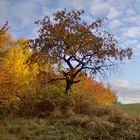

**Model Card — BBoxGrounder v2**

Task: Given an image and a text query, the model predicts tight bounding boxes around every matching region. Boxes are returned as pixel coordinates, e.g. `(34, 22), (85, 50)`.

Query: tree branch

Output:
(63, 55), (74, 70)
(73, 80), (81, 83)
(47, 77), (65, 83)
(83, 63), (116, 70)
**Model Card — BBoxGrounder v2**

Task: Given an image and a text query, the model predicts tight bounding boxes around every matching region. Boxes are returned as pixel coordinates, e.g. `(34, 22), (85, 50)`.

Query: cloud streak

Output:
(110, 80), (140, 104)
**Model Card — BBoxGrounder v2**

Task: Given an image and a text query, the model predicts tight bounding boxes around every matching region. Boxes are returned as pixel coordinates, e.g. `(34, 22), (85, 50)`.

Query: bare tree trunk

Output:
(65, 79), (72, 96)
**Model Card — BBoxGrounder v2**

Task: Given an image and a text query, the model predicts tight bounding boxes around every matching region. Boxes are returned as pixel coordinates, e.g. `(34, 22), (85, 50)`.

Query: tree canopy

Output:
(30, 9), (133, 95)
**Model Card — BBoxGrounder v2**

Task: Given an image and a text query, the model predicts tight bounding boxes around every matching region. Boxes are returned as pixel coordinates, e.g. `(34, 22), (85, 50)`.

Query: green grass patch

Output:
(113, 103), (140, 116)
(0, 118), (85, 140)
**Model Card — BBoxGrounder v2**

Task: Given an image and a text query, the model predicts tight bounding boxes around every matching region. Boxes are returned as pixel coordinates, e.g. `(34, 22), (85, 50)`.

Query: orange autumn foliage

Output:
(75, 75), (117, 105)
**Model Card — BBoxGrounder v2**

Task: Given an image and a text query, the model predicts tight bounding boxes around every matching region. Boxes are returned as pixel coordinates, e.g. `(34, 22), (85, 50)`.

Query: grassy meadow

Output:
(113, 103), (140, 116)
(0, 104), (140, 140)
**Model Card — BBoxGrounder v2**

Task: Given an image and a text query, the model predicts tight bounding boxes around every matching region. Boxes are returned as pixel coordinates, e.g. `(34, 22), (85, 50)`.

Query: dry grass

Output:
(0, 106), (140, 140)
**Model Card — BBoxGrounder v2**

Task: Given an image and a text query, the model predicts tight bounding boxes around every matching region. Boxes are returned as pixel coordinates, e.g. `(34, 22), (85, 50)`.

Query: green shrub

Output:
(17, 84), (65, 117)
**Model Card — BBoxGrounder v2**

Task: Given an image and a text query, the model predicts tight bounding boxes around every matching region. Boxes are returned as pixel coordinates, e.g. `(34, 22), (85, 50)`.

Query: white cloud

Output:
(0, 0), (52, 39)
(111, 80), (140, 90)
(118, 96), (140, 104)
(124, 39), (138, 45)
(109, 19), (123, 30)
(122, 27), (140, 38)
(107, 7), (121, 19)
(89, 0), (110, 17)
(124, 15), (140, 26)
(111, 80), (130, 88)
(0, 1), (37, 27)
(110, 80), (140, 104)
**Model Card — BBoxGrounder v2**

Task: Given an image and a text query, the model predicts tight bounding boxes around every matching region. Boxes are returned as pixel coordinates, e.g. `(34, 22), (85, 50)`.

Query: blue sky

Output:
(0, 0), (140, 103)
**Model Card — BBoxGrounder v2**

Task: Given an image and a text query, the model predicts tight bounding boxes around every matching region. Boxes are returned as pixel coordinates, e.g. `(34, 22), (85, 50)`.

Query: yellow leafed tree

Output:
(4, 38), (38, 89)
(0, 38), (38, 114)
